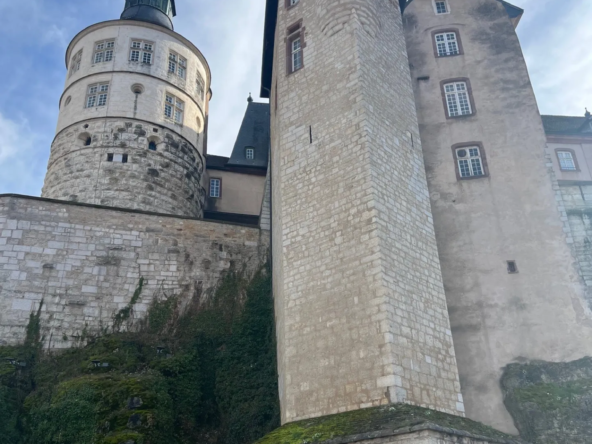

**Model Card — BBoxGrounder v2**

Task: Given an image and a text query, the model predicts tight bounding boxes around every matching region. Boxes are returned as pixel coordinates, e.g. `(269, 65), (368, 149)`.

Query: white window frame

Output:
(169, 51), (187, 79)
(434, 0), (450, 14)
(164, 93), (185, 124)
(456, 147), (484, 178)
(435, 32), (459, 57)
(557, 151), (577, 171)
(444, 81), (472, 117)
(69, 49), (83, 77)
(86, 82), (110, 108)
(291, 37), (303, 72)
(246, 148), (255, 160)
(130, 40), (154, 65)
(210, 178), (221, 198)
(93, 40), (115, 64)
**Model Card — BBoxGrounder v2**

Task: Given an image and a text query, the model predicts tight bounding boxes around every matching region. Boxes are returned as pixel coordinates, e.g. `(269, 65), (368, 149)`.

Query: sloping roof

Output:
(227, 101), (270, 169)
(206, 154), (230, 170)
(542, 115), (592, 135)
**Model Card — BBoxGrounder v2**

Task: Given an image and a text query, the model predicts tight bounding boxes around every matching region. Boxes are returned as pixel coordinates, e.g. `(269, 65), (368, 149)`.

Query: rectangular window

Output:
(246, 148), (255, 160)
(164, 93), (184, 124)
(107, 153), (128, 163)
(86, 82), (109, 108)
(435, 32), (459, 56)
(435, 1), (448, 14)
(130, 40), (153, 64)
(169, 52), (187, 79)
(69, 49), (83, 77)
(210, 178), (221, 198)
(444, 81), (472, 117)
(557, 151), (577, 171)
(456, 147), (484, 178)
(287, 23), (304, 74)
(196, 71), (205, 101)
(93, 40), (115, 64)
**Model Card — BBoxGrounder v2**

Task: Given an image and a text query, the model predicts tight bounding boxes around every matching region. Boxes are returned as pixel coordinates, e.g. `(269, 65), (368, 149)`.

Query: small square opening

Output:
(507, 261), (518, 274)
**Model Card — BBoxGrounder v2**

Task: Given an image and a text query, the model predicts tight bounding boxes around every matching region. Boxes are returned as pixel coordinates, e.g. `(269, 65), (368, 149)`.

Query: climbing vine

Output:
(0, 265), (279, 444)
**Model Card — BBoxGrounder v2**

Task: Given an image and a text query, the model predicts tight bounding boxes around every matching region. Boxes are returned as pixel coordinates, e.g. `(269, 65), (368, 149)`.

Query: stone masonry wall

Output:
(270, 0), (463, 424)
(560, 184), (592, 304)
(43, 118), (206, 217)
(0, 195), (268, 348)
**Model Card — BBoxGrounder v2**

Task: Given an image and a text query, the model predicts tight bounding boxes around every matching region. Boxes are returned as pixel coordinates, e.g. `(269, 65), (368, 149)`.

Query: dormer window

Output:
(246, 148), (255, 160)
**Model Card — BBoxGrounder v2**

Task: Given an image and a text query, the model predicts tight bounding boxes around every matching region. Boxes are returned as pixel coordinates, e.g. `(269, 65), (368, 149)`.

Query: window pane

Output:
(471, 158), (484, 176)
(446, 94), (459, 116)
(143, 52), (152, 64)
(98, 94), (108, 106)
(105, 50), (113, 61)
(458, 159), (470, 177)
(94, 52), (104, 63)
(130, 50), (140, 61)
(87, 96), (96, 107)
(458, 91), (471, 115)
(164, 104), (173, 118)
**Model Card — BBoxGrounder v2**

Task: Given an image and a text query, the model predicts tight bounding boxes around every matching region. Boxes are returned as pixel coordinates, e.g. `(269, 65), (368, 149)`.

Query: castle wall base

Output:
(0, 195), (268, 347)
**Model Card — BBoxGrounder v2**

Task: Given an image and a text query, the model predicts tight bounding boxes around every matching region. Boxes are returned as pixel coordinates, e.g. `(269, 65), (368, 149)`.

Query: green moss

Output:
(254, 404), (521, 444)
(0, 264), (279, 444)
(511, 379), (592, 411)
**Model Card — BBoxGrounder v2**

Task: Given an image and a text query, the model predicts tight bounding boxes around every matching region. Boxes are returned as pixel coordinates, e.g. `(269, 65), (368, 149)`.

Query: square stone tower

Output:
(263, 0), (465, 424)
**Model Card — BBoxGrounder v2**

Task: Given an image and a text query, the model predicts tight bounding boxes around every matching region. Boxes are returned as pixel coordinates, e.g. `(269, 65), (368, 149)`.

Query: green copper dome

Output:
(121, 0), (177, 30)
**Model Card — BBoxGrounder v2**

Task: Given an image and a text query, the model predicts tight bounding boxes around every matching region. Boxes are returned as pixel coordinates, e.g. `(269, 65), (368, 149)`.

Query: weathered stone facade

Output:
(270, 0), (463, 424)
(0, 195), (268, 347)
(44, 118), (205, 217)
(403, 0), (592, 434)
(42, 19), (211, 217)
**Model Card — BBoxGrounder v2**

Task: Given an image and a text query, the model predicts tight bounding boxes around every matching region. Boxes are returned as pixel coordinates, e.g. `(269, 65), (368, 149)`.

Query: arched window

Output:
(149, 141), (157, 151)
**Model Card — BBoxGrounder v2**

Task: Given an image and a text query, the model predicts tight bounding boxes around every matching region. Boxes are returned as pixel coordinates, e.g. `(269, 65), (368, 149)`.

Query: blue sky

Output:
(0, 0), (590, 196)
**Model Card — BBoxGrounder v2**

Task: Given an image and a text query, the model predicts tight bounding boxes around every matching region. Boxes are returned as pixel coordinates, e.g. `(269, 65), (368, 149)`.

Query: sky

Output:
(0, 0), (590, 196)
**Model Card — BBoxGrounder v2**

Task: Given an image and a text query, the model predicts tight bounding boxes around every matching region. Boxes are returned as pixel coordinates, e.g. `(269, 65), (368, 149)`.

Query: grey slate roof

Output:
(542, 115), (592, 135)
(227, 101), (270, 169)
(205, 155), (230, 170)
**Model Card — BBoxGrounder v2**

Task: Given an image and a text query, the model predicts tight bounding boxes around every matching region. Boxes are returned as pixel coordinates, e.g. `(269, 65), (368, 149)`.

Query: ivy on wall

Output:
(0, 264), (279, 444)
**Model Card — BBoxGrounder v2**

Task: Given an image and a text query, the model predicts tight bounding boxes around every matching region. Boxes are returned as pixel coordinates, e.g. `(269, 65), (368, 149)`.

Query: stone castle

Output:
(1, 0), (592, 442)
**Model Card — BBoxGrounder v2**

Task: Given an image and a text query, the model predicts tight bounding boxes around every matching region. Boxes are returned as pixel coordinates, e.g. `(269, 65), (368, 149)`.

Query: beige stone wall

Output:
(43, 118), (205, 217)
(403, 0), (592, 434)
(0, 195), (268, 348)
(270, 0), (463, 425)
(205, 170), (266, 216)
(43, 20), (211, 217)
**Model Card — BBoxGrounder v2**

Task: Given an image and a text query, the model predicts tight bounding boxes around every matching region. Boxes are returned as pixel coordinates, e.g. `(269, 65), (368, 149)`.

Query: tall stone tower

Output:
(262, 0), (464, 424)
(42, 0), (210, 217)
(402, 0), (592, 434)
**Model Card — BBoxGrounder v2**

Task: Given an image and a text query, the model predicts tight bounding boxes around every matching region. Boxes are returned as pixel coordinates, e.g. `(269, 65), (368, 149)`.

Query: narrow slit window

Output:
(456, 147), (484, 178)
(93, 40), (115, 64)
(149, 141), (157, 151)
(107, 153), (114, 162)
(84, 137), (92, 146)
(507, 261), (518, 274)
(557, 151), (577, 171)
(435, 32), (459, 56)
(444, 81), (472, 117)
(210, 179), (221, 198)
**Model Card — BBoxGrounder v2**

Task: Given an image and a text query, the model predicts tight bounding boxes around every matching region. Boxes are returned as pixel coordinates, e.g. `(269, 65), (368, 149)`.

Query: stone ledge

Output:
(0, 194), (259, 229)
(255, 405), (526, 444)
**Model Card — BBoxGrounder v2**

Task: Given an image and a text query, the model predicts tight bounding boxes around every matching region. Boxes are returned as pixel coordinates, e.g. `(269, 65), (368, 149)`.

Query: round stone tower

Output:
(42, 0), (211, 217)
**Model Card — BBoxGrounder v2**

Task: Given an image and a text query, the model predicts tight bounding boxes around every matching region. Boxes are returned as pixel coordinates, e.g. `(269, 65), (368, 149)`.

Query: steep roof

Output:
(227, 101), (270, 169)
(542, 115), (592, 135)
